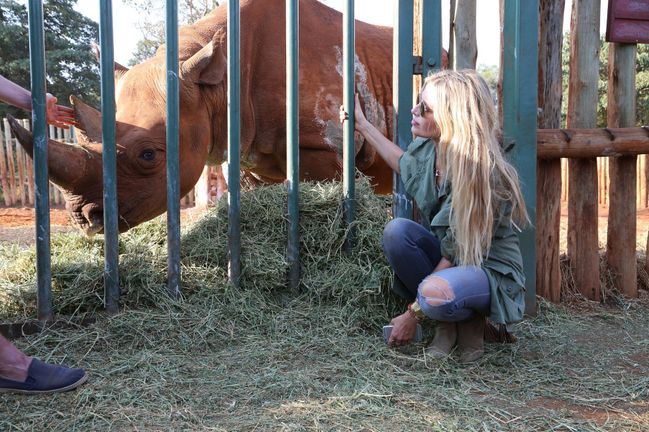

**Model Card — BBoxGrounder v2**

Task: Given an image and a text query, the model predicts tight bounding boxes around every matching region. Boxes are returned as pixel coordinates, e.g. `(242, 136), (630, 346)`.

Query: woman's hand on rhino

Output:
(339, 93), (369, 134)
(46, 93), (76, 129)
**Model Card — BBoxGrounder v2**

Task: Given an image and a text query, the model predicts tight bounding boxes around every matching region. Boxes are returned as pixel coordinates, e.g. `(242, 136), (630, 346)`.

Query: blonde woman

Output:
(341, 69), (528, 363)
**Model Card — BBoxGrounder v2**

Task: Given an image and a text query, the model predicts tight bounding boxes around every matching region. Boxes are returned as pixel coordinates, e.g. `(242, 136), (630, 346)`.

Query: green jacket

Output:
(398, 137), (526, 324)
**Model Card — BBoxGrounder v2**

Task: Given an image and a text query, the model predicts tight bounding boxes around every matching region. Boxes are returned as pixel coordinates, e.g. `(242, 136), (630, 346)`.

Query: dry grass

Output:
(1, 177), (648, 431)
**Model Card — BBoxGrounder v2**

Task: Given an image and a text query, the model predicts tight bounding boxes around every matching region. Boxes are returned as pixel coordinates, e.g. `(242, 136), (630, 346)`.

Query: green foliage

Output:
(562, 35), (649, 127)
(0, 0), (100, 119)
(123, 0), (220, 66)
(477, 64), (499, 103)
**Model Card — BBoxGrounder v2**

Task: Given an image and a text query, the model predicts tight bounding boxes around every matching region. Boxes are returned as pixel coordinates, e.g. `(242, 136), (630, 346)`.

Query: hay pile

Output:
(0, 177), (398, 325)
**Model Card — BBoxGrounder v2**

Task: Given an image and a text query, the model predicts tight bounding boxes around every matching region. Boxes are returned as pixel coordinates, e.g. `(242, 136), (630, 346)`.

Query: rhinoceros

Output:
(10, 0), (402, 234)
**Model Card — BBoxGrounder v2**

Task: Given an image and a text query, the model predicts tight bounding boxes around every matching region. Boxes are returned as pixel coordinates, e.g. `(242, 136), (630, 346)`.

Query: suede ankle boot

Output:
(456, 315), (485, 363)
(426, 321), (457, 358)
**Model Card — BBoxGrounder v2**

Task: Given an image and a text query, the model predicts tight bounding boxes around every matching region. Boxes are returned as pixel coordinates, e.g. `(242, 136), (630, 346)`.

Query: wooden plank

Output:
(537, 127), (649, 158)
(3, 119), (18, 205)
(15, 141), (26, 206)
(21, 119), (34, 205)
(536, 0), (565, 303)
(607, 43), (638, 298)
(567, 0), (601, 301)
(638, 154), (646, 209)
(0, 121), (12, 206)
(452, 0), (477, 69)
(644, 155), (649, 208)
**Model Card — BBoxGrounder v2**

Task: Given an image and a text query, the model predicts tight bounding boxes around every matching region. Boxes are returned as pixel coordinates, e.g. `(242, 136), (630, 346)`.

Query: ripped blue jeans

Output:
(382, 218), (490, 322)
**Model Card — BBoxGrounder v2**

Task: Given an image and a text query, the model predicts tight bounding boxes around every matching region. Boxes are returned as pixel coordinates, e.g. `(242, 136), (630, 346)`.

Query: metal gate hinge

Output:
(413, 55), (423, 75)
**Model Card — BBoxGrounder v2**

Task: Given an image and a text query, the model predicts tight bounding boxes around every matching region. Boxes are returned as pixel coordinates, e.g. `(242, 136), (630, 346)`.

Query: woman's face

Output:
(411, 86), (441, 139)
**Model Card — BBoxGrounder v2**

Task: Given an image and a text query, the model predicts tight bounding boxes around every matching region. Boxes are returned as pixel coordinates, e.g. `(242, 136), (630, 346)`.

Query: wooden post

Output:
(15, 140), (26, 206)
(566, 0), (601, 301)
(449, 0), (456, 69)
(0, 121), (12, 206)
(640, 155), (647, 208)
(537, 0), (565, 303)
(21, 119), (34, 205)
(451, 0), (477, 69)
(3, 119), (18, 205)
(607, 43), (637, 297)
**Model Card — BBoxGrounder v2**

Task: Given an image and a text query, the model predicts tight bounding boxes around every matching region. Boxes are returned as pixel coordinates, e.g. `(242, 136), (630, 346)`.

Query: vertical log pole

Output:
(0, 123), (11, 206)
(537, 0), (565, 303)
(607, 43), (637, 297)
(451, 0), (477, 69)
(638, 155), (646, 208)
(3, 119), (17, 204)
(15, 142), (26, 206)
(21, 119), (34, 205)
(567, 0), (600, 301)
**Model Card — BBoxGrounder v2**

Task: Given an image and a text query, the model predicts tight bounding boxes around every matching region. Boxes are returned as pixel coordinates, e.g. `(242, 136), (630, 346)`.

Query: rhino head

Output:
(9, 41), (227, 235)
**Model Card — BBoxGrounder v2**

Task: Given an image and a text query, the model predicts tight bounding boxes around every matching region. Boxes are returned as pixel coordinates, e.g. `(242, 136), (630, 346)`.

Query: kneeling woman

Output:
(342, 70), (529, 363)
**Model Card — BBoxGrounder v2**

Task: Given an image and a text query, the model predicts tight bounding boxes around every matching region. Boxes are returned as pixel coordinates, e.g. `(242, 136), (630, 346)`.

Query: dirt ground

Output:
(0, 206), (210, 247)
(2, 204), (649, 250)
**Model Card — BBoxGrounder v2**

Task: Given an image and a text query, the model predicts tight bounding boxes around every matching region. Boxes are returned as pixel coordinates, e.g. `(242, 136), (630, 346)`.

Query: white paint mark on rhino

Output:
(334, 46), (388, 135)
(312, 47), (389, 164)
(314, 87), (342, 149)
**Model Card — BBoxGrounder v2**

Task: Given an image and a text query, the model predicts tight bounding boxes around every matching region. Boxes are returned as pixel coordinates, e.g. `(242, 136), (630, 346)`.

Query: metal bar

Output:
(99, 0), (120, 314)
(343, 0), (355, 251)
(421, 0), (442, 77)
(502, 0), (538, 315)
(286, 0), (300, 290)
(227, 0), (241, 287)
(166, 0), (181, 298)
(392, 1), (414, 220)
(27, 0), (52, 321)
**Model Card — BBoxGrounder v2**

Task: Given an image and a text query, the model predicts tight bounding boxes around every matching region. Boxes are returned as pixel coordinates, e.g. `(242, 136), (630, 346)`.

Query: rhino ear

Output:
(179, 40), (226, 86)
(70, 95), (103, 144)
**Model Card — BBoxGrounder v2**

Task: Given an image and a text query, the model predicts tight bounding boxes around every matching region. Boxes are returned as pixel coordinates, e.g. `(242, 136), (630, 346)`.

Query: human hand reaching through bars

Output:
(45, 94), (76, 129)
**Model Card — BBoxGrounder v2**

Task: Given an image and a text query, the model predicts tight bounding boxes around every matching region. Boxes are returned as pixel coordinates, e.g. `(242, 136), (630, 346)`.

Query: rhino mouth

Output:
(70, 205), (104, 237)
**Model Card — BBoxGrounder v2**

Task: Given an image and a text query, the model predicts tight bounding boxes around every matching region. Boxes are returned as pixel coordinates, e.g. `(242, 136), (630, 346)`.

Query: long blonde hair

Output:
(423, 69), (529, 267)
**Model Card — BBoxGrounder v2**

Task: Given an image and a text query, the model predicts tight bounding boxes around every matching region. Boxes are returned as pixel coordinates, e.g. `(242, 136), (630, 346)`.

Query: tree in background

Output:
(0, 0), (100, 119)
(477, 64), (499, 103)
(562, 36), (649, 127)
(124, 0), (220, 66)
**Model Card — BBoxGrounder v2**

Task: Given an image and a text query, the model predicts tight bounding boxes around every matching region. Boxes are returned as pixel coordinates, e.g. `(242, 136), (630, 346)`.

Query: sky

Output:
(21, 0), (611, 68)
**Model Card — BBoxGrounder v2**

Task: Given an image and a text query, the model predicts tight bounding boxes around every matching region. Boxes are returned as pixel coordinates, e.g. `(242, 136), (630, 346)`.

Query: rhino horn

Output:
(6, 115), (96, 190)
(179, 40), (226, 86)
(70, 95), (103, 145)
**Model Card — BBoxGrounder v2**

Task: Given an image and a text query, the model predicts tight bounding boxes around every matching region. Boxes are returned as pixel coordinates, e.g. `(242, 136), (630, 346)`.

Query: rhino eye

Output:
(140, 149), (156, 161)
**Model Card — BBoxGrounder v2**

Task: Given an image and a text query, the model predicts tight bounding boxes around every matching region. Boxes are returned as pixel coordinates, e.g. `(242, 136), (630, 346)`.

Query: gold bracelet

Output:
(408, 300), (426, 321)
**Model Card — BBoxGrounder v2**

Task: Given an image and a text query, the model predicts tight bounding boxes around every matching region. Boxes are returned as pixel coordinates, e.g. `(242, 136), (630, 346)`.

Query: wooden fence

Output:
(537, 0), (649, 304)
(559, 156), (649, 208)
(0, 118), (198, 208)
